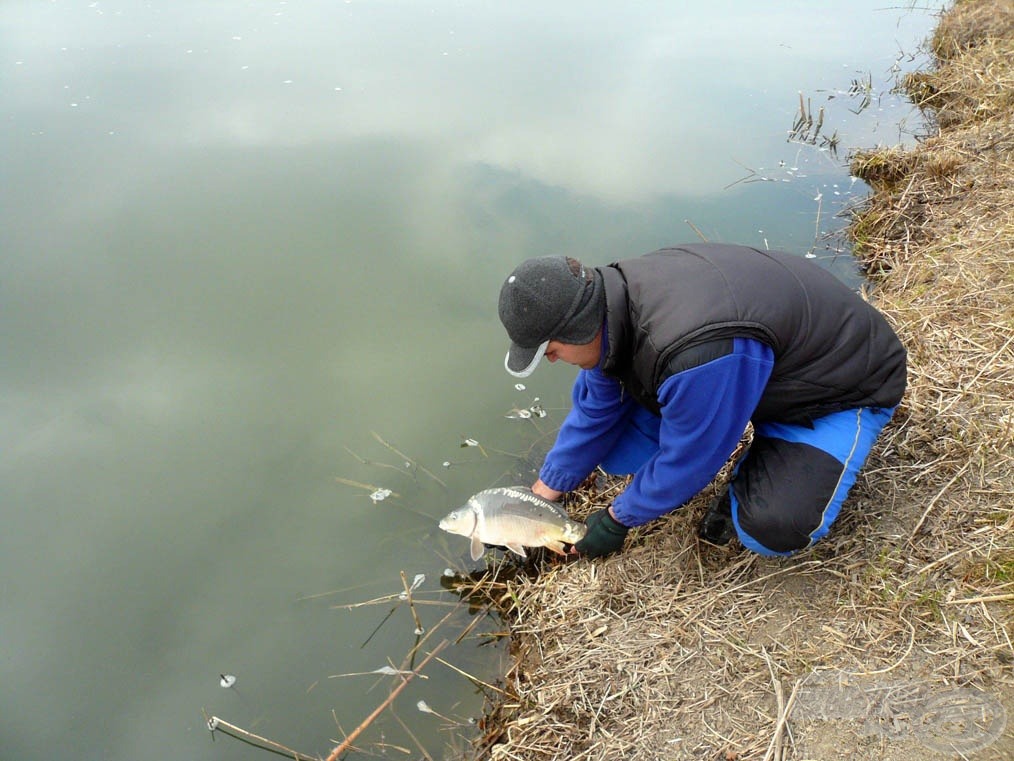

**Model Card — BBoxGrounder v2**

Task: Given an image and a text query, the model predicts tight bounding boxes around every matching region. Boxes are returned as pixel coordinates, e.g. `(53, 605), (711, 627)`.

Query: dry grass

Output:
(931, 0), (1014, 60)
(460, 2), (1014, 759)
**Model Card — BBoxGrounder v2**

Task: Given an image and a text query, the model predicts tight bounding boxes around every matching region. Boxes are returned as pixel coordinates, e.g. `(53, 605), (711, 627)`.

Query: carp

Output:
(438, 486), (587, 561)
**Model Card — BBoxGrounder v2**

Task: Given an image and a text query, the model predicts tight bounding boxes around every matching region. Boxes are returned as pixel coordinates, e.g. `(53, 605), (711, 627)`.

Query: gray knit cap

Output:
(498, 255), (606, 377)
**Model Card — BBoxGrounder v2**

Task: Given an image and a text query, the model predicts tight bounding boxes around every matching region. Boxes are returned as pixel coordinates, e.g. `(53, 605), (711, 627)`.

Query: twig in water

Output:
(335, 477), (401, 499)
(360, 603), (400, 648)
(205, 713), (318, 761)
(417, 698), (461, 725)
(344, 445), (418, 480)
(724, 159), (776, 190)
(331, 592), (454, 611)
(807, 192), (823, 257)
(401, 570), (426, 635)
(461, 435), (489, 458)
(453, 603), (497, 645)
(389, 709), (436, 761)
(329, 663), (426, 679)
(372, 431), (448, 489)
(324, 640), (449, 761)
(848, 72), (874, 114)
(435, 655), (507, 695)
(685, 219), (709, 242)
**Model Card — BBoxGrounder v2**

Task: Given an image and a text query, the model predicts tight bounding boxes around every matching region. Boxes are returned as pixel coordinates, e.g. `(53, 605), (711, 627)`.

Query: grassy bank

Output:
(469, 2), (1014, 759)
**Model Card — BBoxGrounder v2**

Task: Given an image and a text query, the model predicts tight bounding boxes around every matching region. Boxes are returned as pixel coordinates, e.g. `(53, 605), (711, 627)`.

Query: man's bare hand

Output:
(531, 478), (564, 502)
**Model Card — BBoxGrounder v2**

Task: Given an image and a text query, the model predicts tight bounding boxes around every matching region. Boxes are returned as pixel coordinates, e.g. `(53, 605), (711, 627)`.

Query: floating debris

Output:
(398, 573), (425, 599)
(788, 91), (841, 157)
(514, 383), (526, 391)
(219, 674), (237, 688)
(369, 488), (393, 503)
(374, 666), (412, 676)
(506, 398), (547, 420)
(415, 698), (458, 724)
(847, 72), (875, 114)
(329, 665), (421, 679)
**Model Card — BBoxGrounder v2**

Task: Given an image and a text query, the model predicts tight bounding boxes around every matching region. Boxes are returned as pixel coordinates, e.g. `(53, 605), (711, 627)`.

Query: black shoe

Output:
(698, 489), (735, 545)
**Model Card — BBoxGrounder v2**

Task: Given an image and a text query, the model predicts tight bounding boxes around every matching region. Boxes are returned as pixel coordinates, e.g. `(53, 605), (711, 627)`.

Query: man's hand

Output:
(531, 479), (564, 502)
(575, 507), (629, 558)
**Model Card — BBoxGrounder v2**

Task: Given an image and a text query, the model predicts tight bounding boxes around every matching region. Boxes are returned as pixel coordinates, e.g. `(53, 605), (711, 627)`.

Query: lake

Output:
(0, 2), (941, 759)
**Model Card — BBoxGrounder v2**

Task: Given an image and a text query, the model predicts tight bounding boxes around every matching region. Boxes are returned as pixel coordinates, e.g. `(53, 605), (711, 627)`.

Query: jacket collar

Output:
(598, 265), (631, 374)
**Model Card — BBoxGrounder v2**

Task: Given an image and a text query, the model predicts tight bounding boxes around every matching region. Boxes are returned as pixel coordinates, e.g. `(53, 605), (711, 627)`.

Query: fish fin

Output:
(544, 541), (567, 556)
(505, 543), (527, 558)
(470, 534), (485, 561)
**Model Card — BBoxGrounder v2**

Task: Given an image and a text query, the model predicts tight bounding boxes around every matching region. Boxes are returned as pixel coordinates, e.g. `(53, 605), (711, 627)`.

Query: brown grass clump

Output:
(900, 2), (1014, 129)
(931, 0), (1014, 59)
(465, 2), (1014, 759)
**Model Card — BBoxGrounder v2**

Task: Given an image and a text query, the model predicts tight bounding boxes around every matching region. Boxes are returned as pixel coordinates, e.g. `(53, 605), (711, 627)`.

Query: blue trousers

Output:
(601, 405), (897, 556)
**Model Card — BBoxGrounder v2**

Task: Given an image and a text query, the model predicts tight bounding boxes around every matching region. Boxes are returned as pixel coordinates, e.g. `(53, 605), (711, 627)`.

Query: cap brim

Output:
(504, 340), (549, 378)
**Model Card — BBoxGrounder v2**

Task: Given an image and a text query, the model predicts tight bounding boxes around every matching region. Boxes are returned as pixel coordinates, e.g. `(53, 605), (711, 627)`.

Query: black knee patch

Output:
(732, 435), (845, 553)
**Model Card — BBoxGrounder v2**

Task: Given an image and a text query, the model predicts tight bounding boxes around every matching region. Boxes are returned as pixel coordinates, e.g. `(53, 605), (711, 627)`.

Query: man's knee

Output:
(730, 407), (895, 555)
(732, 493), (813, 554)
(730, 435), (848, 556)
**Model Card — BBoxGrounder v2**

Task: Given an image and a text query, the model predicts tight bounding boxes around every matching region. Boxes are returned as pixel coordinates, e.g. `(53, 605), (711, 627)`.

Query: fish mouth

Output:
(438, 507), (476, 536)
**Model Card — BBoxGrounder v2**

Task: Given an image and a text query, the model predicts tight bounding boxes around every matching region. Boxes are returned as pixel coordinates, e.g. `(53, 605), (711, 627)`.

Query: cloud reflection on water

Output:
(5, 0), (936, 202)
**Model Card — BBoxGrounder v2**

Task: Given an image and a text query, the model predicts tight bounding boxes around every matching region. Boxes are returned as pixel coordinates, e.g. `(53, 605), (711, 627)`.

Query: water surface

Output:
(1, 2), (941, 759)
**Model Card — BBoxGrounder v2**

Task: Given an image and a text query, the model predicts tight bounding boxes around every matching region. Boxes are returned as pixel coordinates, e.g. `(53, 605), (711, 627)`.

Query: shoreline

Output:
(470, 2), (1014, 758)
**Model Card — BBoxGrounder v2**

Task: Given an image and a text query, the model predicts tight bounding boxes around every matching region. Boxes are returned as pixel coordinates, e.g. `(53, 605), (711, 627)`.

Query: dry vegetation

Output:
(462, 2), (1014, 758)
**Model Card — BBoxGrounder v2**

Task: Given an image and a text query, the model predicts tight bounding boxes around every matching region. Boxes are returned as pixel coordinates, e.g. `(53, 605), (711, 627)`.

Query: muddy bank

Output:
(469, 2), (1014, 759)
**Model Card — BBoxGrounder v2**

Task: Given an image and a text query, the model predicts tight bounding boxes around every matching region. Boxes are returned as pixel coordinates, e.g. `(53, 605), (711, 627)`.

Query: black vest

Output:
(599, 244), (907, 425)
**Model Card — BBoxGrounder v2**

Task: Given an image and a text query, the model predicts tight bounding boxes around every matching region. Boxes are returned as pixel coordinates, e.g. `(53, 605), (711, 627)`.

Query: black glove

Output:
(575, 508), (629, 558)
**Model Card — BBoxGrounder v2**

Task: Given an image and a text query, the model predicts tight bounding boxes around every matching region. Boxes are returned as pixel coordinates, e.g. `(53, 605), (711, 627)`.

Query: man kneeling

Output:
(497, 244), (907, 558)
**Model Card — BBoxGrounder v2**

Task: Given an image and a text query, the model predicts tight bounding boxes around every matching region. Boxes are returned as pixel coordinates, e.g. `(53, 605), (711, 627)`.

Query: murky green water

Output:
(1, 2), (940, 759)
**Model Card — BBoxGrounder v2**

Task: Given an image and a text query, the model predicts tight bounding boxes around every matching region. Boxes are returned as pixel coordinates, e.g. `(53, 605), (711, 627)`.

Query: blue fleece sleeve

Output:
(610, 338), (775, 527)
(539, 368), (638, 492)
